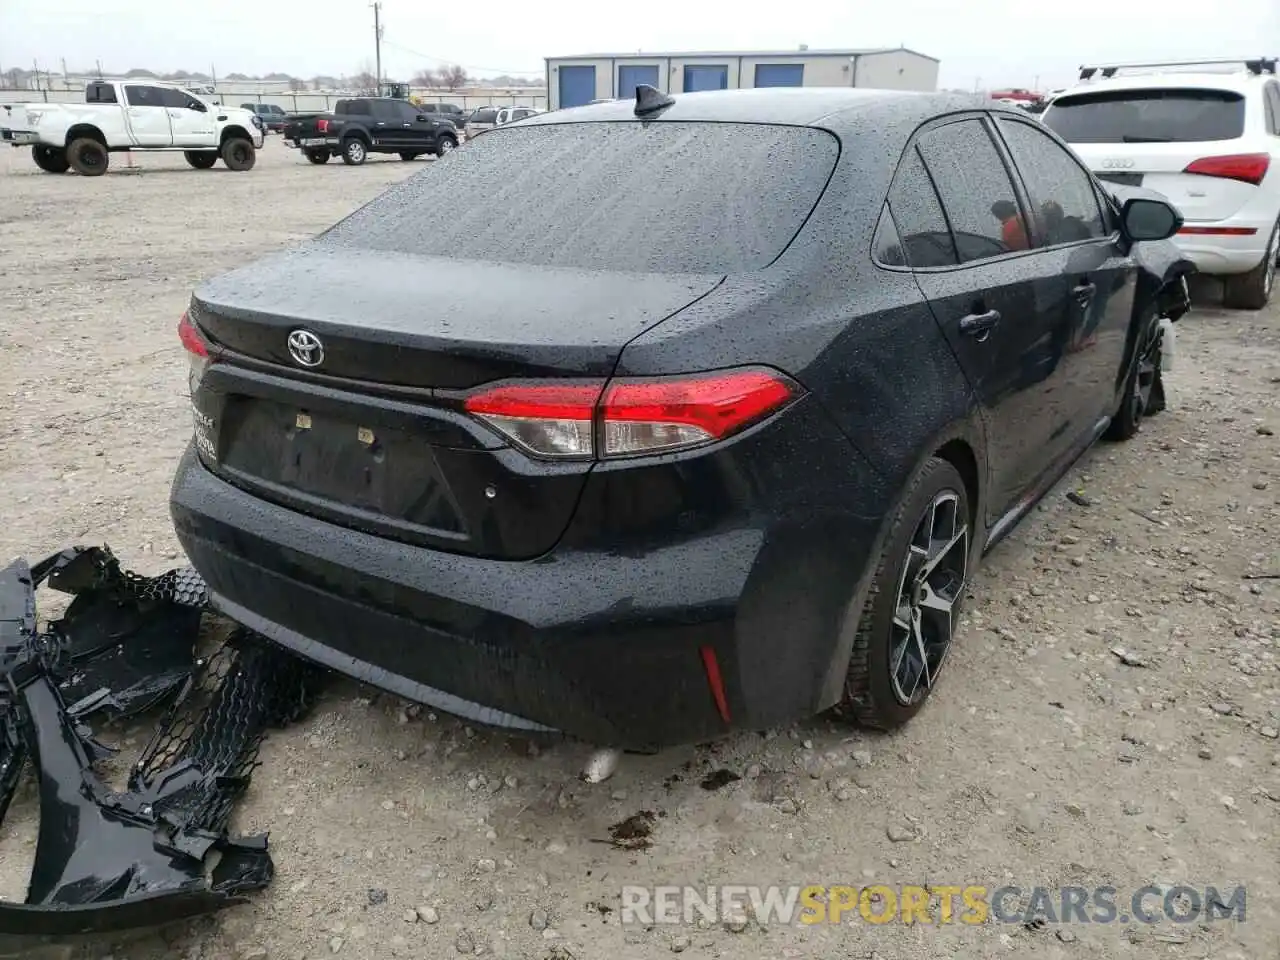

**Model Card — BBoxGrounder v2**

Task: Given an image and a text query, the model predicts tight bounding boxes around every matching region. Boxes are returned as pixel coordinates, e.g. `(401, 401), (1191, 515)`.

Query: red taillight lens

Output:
(317, 118), (329, 133)
(1183, 153), (1270, 186)
(600, 368), (797, 456)
(463, 367), (799, 460)
(178, 311), (209, 357)
(178, 311), (212, 395)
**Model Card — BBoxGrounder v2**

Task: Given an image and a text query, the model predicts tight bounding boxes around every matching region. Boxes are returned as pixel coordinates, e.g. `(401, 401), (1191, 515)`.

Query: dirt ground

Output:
(0, 138), (1278, 960)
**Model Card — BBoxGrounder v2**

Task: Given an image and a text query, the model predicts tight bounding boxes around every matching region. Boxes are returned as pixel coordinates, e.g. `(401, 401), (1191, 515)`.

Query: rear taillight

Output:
(463, 367), (799, 460)
(1183, 153), (1270, 186)
(178, 311), (211, 394)
(317, 118), (329, 133)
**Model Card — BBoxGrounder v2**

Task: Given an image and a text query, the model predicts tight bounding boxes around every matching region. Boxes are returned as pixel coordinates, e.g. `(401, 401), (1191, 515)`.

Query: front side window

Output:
(124, 85), (164, 107)
(998, 118), (1105, 246)
(917, 119), (1028, 263)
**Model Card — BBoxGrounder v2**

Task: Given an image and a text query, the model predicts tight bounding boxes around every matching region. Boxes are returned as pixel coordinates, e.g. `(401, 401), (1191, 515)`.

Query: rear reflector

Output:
(463, 367), (799, 460)
(1183, 153), (1270, 186)
(1177, 226), (1259, 236)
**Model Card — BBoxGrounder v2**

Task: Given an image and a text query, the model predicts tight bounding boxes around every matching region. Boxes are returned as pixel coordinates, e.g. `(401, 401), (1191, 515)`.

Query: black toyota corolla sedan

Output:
(171, 86), (1192, 750)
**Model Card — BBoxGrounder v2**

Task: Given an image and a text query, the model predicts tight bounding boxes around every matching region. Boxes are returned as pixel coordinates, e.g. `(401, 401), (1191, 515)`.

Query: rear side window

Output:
(917, 119), (1028, 263)
(337, 100), (371, 116)
(884, 148), (957, 268)
(86, 83), (118, 104)
(371, 100), (401, 120)
(997, 119), (1105, 245)
(322, 121), (839, 274)
(1043, 89), (1246, 143)
(472, 107), (498, 123)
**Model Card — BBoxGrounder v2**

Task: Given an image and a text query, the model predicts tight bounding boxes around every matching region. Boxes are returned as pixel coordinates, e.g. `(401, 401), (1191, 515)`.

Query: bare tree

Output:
(352, 71), (378, 95)
(439, 65), (469, 91)
(2, 67), (24, 89)
(288, 77), (306, 92)
(412, 69), (440, 89)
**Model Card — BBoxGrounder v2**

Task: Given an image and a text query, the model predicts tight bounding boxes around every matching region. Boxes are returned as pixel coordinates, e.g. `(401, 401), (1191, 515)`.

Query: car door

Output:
(993, 114), (1136, 433)
(161, 87), (216, 146)
(122, 85), (173, 146)
(399, 100), (437, 150)
(371, 100), (409, 148)
(895, 115), (1081, 523)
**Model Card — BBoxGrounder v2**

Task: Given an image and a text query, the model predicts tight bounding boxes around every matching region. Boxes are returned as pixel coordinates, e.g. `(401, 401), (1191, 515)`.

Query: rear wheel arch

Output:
(64, 124), (106, 148)
(934, 438), (981, 531)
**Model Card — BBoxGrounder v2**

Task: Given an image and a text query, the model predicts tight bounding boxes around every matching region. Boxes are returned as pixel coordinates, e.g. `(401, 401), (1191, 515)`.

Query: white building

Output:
(544, 47), (940, 110)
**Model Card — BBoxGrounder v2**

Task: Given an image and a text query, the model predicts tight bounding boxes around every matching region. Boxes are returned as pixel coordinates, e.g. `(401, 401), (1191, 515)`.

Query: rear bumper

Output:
(170, 403), (890, 748)
(1174, 216), (1276, 275)
(1, 128), (39, 145)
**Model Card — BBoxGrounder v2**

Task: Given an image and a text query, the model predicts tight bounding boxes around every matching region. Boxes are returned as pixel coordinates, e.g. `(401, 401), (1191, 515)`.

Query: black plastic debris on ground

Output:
(0, 546), (321, 937)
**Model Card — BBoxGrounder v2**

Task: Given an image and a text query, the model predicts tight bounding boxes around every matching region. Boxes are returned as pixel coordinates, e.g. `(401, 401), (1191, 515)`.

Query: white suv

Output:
(1042, 58), (1280, 308)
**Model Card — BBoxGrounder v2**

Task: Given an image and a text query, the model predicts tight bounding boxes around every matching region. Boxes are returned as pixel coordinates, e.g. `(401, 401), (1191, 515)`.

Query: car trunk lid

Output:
(187, 245), (721, 559)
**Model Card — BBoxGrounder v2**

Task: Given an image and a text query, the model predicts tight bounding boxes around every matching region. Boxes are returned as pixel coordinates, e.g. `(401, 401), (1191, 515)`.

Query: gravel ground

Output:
(0, 139), (1278, 960)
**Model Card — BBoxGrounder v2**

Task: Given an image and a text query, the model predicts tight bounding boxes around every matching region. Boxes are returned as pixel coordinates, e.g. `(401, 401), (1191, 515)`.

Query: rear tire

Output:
(220, 138), (256, 171)
(1223, 221), (1279, 310)
(305, 149), (331, 164)
(32, 145), (69, 174)
(841, 457), (971, 729)
(66, 137), (108, 176)
(184, 150), (218, 170)
(341, 138), (367, 165)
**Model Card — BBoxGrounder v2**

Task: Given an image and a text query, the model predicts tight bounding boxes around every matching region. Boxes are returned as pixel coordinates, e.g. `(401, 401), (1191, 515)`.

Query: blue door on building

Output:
(754, 64), (805, 87)
(683, 65), (729, 92)
(558, 65), (596, 108)
(617, 65), (660, 99)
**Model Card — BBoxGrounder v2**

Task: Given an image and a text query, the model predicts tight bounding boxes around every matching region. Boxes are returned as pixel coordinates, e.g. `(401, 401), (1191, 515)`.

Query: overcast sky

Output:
(3, 0), (1278, 90)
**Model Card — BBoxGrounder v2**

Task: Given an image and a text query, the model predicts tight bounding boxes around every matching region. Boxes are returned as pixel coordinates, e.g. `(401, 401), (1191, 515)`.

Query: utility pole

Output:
(371, 1), (383, 85)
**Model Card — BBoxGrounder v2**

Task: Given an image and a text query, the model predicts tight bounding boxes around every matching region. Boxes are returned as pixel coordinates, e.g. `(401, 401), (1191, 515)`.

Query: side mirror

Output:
(1121, 197), (1181, 242)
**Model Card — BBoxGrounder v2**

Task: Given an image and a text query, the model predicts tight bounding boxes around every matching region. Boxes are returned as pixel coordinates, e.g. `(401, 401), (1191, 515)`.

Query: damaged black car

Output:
(169, 87), (1194, 751)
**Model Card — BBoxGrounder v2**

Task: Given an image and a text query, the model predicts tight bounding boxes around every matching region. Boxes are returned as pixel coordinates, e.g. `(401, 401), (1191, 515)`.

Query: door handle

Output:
(959, 308), (1001, 340)
(402, 122), (411, 127)
(1072, 280), (1097, 304)
(375, 121), (386, 126)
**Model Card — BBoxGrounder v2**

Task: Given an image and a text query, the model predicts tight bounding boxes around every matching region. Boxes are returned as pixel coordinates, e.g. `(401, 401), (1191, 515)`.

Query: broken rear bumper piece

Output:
(0, 546), (320, 937)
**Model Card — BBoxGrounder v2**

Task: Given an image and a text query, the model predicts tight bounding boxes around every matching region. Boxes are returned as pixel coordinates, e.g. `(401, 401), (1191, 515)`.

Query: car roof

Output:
(523, 87), (991, 132)
(1053, 71), (1269, 98)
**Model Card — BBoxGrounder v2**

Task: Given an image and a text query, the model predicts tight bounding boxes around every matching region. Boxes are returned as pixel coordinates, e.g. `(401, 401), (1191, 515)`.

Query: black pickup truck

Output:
(284, 97), (459, 165)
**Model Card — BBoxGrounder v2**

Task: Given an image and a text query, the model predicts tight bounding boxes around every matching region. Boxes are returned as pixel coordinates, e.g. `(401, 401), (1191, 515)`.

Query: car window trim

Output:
(873, 111), (1041, 274)
(993, 112), (1123, 251)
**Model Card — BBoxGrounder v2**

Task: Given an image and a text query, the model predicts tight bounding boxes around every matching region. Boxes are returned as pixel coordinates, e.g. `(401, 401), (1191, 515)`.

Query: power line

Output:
(378, 38), (540, 76)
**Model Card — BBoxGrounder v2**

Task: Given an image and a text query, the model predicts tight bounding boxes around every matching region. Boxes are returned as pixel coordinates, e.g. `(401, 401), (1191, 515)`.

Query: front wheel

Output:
(1104, 311), (1163, 442)
(305, 149), (331, 164)
(1223, 221), (1279, 310)
(66, 137), (109, 176)
(341, 138), (367, 165)
(184, 150), (218, 170)
(220, 138), (256, 171)
(841, 457), (971, 729)
(435, 137), (457, 157)
(32, 145), (70, 174)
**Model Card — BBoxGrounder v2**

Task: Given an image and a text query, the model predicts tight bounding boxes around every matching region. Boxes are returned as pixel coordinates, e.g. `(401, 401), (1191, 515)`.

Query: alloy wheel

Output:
(347, 141), (365, 163)
(889, 490), (968, 705)
(1131, 316), (1164, 424)
(440, 139), (455, 154)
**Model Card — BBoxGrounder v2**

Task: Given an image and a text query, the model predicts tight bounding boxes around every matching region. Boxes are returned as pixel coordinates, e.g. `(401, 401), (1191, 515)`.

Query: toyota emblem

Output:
(287, 329), (324, 368)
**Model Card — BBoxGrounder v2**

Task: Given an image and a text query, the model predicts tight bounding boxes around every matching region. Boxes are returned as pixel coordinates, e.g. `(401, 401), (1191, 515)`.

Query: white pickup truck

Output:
(0, 79), (265, 176)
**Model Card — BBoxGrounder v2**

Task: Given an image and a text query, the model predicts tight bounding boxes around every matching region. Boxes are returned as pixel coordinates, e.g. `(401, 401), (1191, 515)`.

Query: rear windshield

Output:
(1043, 88), (1246, 143)
(322, 121), (839, 274)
